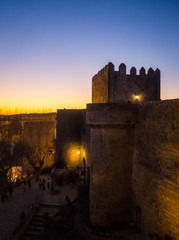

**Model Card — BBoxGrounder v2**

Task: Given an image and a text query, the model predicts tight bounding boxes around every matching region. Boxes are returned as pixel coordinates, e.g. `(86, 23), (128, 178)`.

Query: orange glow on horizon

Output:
(0, 96), (90, 115)
(0, 106), (87, 115)
(0, 79), (91, 115)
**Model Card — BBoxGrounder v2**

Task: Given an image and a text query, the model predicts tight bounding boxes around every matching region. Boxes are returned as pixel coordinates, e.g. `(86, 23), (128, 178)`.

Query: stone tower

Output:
(88, 62), (160, 227)
(86, 102), (137, 226)
(92, 62), (160, 103)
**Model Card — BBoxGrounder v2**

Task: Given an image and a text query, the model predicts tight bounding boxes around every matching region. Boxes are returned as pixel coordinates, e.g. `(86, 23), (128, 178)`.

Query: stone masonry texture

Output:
(56, 63), (178, 239)
(86, 103), (137, 226)
(87, 63), (178, 239)
(86, 99), (179, 239)
(132, 99), (179, 239)
(56, 109), (86, 169)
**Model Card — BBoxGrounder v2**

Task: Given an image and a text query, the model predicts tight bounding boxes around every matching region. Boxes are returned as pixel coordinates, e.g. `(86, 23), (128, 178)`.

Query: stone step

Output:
(38, 206), (60, 213)
(24, 230), (42, 237)
(37, 211), (59, 217)
(27, 225), (44, 232)
(30, 220), (44, 226)
(40, 202), (61, 207)
(32, 215), (45, 221)
(34, 213), (45, 218)
(22, 236), (40, 240)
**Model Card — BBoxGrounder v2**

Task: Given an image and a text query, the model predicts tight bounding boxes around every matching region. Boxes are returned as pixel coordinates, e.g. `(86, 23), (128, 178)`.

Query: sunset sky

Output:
(0, 0), (179, 114)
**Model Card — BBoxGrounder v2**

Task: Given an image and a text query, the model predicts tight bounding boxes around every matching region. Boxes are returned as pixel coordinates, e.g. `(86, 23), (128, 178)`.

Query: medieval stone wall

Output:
(132, 99), (179, 239)
(56, 109), (86, 169)
(114, 67), (160, 102)
(0, 113), (56, 168)
(87, 99), (179, 239)
(87, 103), (137, 226)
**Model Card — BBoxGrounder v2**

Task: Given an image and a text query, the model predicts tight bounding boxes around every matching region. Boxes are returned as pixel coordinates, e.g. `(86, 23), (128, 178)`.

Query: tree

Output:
(22, 120), (56, 180)
(24, 144), (54, 180)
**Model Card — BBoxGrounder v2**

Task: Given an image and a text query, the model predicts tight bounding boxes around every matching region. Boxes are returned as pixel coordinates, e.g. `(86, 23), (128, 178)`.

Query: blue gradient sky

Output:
(0, 0), (179, 114)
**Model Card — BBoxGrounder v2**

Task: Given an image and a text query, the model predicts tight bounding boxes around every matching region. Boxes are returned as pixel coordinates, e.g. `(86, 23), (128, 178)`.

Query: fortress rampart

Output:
(55, 62), (178, 239)
(87, 63), (178, 239)
(56, 109), (86, 169)
(87, 103), (137, 226)
(133, 99), (179, 239)
(87, 98), (179, 239)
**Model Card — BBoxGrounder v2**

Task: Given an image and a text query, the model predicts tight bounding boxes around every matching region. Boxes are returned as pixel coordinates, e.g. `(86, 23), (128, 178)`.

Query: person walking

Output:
(42, 179), (46, 191)
(47, 178), (50, 190)
(23, 179), (26, 192)
(8, 183), (13, 197)
(27, 179), (31, 190)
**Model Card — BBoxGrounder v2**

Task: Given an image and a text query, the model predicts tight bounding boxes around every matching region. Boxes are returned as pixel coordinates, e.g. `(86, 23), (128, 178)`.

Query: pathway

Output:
(0, 174), (78, 240)
(0, 178), (40, 240)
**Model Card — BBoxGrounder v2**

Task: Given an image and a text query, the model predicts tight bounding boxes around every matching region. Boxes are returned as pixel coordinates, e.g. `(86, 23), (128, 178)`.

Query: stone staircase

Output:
(21, 203), (61, 240)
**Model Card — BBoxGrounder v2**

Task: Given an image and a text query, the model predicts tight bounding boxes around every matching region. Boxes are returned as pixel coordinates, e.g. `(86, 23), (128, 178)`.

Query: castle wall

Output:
(87, 103), (137, 226)
(132, 99), (179, 239)
(0, 114), (57, 170)
(113, 66), (160, 102)
(87, 99), (179, 238)
(56, 109), (86, 169)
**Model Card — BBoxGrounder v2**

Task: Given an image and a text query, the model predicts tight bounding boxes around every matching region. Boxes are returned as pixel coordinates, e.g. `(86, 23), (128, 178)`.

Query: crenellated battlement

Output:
(92, 62), (114, 80)
(93, 62), (160, 78)
(92, 62), (160, 103)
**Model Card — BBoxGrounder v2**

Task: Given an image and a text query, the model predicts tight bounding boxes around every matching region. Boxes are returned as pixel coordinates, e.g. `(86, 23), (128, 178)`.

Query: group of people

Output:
(22, 179), (31, 192)
(39, 177), (51, 191)
(1, 175), (53, 202)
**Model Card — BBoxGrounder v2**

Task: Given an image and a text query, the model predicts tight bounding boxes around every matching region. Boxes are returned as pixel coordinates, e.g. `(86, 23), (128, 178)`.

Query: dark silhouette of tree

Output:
(24, 144), (54, 180)
(22, 121), (55, 180)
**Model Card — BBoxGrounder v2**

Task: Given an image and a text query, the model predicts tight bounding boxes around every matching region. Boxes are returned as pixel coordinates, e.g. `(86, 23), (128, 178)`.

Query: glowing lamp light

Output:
(135, 95), (139, 100)
(77, 151), (80, 155)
